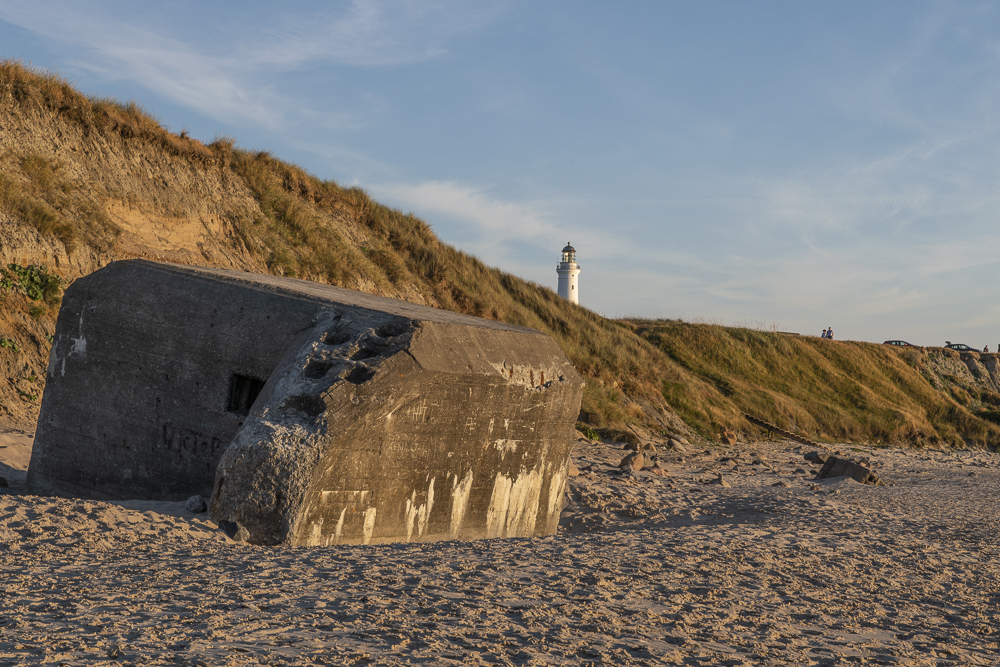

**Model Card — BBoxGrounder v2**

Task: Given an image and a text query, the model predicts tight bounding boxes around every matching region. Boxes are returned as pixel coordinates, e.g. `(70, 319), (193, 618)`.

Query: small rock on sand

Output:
(804, 451), (828, 464)
(667, 438), (688, 454)
(186, 495), (208, 513)
(620, 452), (644, 471)
(709, 473), (731, 488)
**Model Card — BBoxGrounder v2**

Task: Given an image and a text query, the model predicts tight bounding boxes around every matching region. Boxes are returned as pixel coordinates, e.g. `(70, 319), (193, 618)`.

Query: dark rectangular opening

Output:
(227, 374), (266, 415)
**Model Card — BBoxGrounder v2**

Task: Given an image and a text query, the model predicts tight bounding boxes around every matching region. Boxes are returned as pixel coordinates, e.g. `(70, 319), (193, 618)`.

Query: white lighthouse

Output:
(556, 242), (581, 304)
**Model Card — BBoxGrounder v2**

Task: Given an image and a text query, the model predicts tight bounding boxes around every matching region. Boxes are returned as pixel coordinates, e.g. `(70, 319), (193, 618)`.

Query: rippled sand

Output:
(2, 432), (999, 665)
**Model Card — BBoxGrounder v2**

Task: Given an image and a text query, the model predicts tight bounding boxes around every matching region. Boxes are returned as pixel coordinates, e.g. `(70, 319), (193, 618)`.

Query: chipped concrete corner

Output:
(28, 260), (584, 546)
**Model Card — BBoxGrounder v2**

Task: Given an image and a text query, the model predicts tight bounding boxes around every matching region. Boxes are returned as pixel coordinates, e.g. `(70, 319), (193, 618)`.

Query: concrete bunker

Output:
(28, 260), (584, 545)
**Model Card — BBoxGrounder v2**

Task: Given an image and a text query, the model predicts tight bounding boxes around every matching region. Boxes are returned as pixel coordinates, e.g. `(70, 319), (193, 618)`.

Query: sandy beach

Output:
(2, 431), (999, 666)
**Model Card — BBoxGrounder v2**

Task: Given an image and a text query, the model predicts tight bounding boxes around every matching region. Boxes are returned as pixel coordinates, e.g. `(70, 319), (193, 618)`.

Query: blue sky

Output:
(3, 1), (1000, 346)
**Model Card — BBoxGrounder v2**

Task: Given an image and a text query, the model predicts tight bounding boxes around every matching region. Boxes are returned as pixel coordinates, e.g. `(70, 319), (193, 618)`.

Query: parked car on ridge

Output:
(883, 340), (914, 347)
(945, 343), (978, 352)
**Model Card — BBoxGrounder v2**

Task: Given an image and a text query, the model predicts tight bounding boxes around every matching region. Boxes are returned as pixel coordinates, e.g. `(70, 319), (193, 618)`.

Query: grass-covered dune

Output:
(629, 319), (1000, 448)
(1, 60), (999, 449)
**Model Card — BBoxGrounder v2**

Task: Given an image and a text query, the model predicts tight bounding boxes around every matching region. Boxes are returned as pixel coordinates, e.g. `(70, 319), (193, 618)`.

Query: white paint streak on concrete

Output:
(422, 478), (435, 537)
(322, 490), (369, 503)
(310, 516), (324, 541)
(486, 468), (544, 538)
(70, 335), (87, 359)
(362, 507), (377, 545)
(47, 341), (58, 377)
(493, 439), (519, 459)
(450, 471), (474, 537)
(404, 477), (436, 541)
(486, 474), (513, 538)
(334, 508), (346, 543)
(405, 492), (418, 541)
(70, 314), (86, 360)
(504, 468), (543, 537)
(545, 462), (568, 533)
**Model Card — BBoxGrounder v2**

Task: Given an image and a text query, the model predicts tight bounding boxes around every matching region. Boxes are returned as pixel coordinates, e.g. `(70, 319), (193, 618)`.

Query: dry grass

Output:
(0, 150), (121, 254)
(0, 60), (214, 164)
(629, 319), (1000, 448)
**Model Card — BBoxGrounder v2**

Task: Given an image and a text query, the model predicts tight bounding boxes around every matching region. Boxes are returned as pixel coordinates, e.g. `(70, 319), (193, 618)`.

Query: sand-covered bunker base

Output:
(2, 435), (999, 665)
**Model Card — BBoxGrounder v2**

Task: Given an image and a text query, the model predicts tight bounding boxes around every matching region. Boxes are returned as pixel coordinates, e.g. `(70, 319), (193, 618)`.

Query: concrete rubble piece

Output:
(28, 260), (584, 546)
(816, 456), (886, 486)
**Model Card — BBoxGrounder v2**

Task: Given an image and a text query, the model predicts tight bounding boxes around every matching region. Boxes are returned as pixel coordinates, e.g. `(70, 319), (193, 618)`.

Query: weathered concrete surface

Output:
(28, 260), (584, 545)
(816, 456), (886, 486)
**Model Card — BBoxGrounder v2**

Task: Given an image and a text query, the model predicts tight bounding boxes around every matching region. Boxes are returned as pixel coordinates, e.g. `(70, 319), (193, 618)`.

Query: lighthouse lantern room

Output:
(556, 242), (581, 304)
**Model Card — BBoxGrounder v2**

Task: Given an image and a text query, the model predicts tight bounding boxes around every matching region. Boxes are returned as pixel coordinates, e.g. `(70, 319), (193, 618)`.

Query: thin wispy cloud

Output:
(0, 5), (282, 128)
(255, 1), (507, 68)
(0, 1), (504, 129)
(374, 180), (556, 243)
(369, 179), (644, 289)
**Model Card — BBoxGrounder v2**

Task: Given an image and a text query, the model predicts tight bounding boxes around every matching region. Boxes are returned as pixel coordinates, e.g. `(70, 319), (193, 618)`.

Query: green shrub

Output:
(2, 263), (64, 304)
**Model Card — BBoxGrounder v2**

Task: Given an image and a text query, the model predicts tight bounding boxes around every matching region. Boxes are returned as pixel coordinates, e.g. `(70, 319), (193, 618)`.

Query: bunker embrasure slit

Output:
(227, 374), (266, 415)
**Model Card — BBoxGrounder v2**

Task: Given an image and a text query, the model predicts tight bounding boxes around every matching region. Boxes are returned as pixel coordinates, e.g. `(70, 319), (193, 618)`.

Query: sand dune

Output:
(2, 432), (999, 665)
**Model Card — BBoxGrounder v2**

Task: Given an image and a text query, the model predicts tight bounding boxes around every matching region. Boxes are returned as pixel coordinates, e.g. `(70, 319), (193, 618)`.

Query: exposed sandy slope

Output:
(0, 431), (31, 472)
(1, 433), (999, 665)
